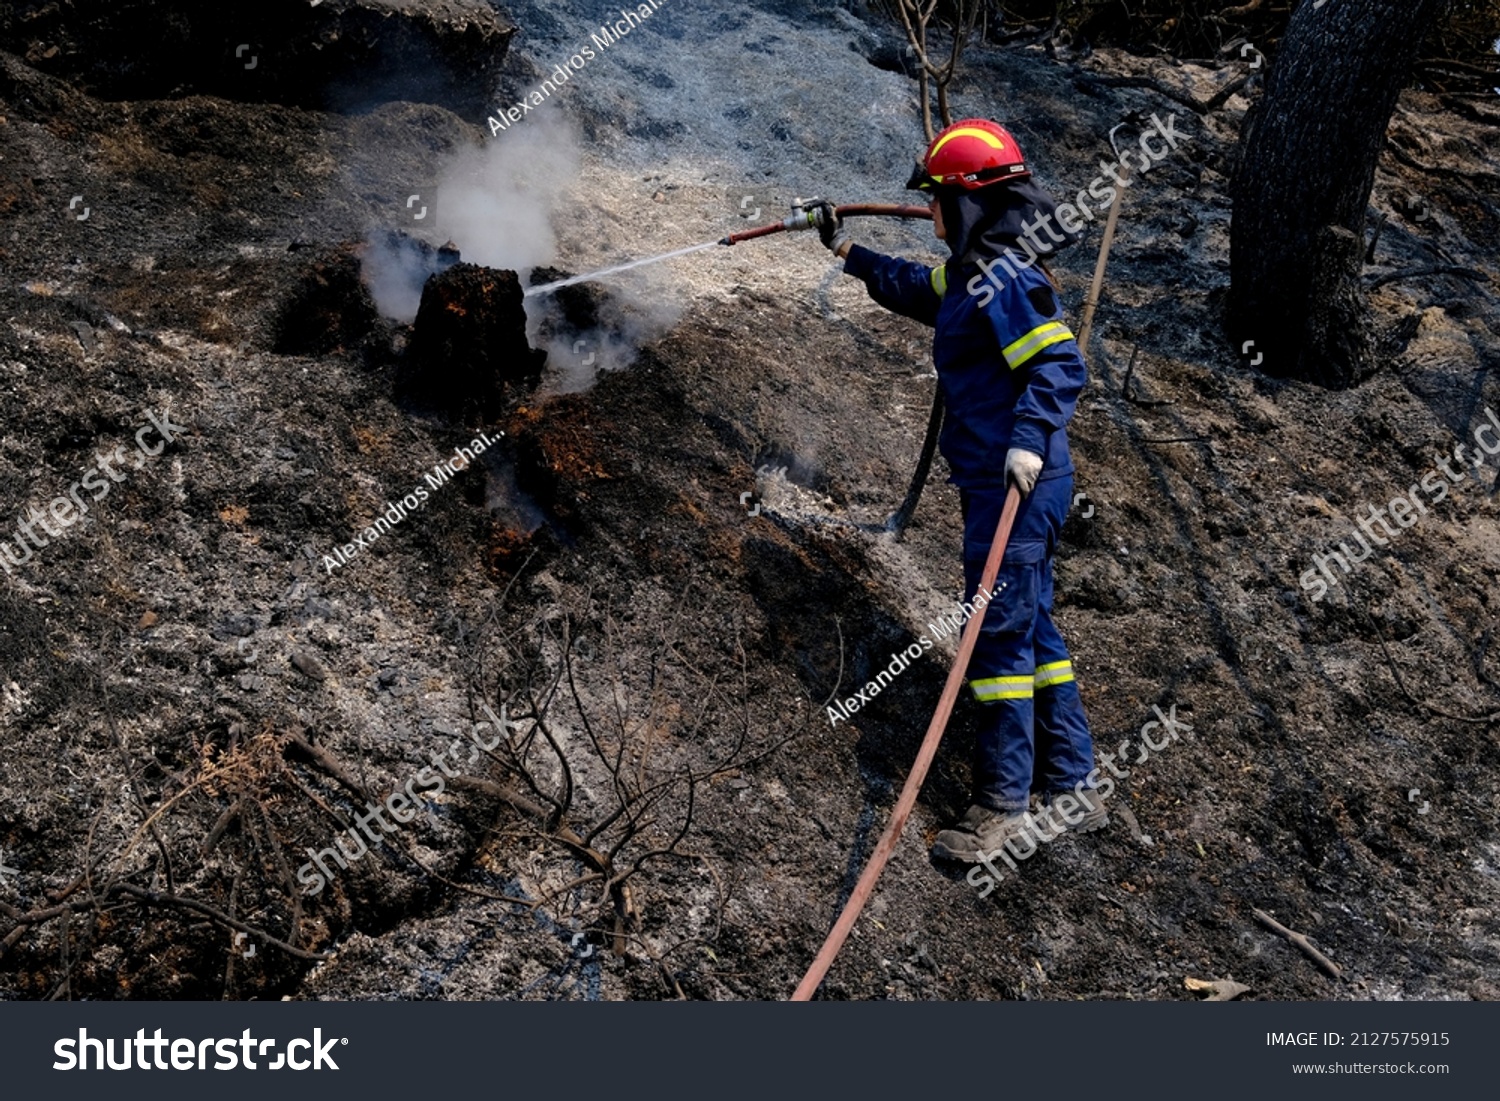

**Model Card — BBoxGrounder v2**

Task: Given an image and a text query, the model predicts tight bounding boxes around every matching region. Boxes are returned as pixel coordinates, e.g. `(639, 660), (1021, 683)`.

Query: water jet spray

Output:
(526, 201), (942, 540)
(524, 202), (933, 297)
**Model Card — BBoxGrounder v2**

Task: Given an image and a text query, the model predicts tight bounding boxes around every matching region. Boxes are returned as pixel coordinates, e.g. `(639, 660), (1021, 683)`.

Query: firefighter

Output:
(808, 119), (1106, 863)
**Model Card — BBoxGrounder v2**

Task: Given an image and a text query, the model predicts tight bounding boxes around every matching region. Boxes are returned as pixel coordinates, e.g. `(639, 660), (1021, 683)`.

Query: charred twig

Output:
(600, 613), (638, 797)
(823, 616), (847, 714)
(97, 660), (176, 895)
(0, 897), (81, 926)
(1075, 71), (1252, 116)
(1122, 345), (1177, 408)
(1200, 73), (1256, 114)
(1358, 592), (1500, 724)
(4, 882), (330, 963)
(446, 773), (553, 822)
(1383, 140), (1499, 186)
(1364, 211), (1389, 264)
(249, 798), (304, 948)
(108, 884), (330, 961)
(622, 926), (687, 998)
(1367, 265), (1491, 289)
(400, 839), (602, 911)
(283, 769), (355, 833)
(222, 868), (245, 993)
(201, 799), (242, 858)
(566, 630), (631, 814)
(1253, 908), (1342, 980)
(285, 730), (368, 799)
(1415, 57), (1500, 79)
(502, 648), (572, 823)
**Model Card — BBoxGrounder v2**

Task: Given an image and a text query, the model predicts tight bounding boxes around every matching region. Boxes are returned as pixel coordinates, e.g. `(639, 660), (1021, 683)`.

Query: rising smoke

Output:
(362, 111), (580, 323)
(361, 108), (680, 393)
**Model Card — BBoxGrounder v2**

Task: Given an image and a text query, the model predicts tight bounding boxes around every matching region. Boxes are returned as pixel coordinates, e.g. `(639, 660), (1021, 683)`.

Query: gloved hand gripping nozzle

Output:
(784, 197), (826, 230)
(790, 197), (849, 252)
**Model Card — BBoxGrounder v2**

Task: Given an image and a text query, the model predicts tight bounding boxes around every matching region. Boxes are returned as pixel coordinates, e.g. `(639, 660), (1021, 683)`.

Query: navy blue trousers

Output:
(960, 476), (1097, 812)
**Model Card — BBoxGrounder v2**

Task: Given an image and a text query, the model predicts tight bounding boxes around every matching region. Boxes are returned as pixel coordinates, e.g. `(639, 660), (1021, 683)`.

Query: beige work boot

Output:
(1039, 786), (1109, 835)
(931, 804), (1042, 864)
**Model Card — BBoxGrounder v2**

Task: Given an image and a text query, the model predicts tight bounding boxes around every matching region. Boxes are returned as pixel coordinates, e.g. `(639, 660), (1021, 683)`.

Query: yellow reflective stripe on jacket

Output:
(1034, 660), (1076, 688)
(1001, 321), (1074, 370)
(970, 674), (1034, 702)
(929, 265), (948, 297)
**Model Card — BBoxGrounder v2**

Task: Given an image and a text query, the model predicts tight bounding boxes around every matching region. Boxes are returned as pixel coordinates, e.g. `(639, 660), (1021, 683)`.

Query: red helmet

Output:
(907, 119), (1030, 191)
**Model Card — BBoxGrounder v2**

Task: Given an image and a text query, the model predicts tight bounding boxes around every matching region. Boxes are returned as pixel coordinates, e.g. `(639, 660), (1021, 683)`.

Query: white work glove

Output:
(803, 198), (851, 254)
(1004, 448), (1044, 495)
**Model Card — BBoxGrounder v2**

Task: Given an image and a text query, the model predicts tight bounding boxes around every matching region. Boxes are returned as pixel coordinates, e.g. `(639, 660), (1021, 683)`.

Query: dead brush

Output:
(442, 575), (811, 997)
(1, 718), (333, 998)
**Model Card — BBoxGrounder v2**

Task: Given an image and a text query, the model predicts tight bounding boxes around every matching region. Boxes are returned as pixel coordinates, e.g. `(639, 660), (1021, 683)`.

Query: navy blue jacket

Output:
(843, 243), (1086, 489)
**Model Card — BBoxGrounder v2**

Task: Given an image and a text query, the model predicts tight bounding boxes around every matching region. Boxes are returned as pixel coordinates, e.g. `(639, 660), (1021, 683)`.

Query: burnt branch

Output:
(440, 583), (814, 991)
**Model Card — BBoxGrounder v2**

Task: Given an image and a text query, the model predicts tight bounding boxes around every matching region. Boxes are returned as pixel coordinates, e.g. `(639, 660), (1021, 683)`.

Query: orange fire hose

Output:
(792, 484), (1023, 1000)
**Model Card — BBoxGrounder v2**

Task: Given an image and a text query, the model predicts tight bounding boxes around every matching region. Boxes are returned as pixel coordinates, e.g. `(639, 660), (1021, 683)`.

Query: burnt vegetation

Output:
(1, 0), (1498, 1003)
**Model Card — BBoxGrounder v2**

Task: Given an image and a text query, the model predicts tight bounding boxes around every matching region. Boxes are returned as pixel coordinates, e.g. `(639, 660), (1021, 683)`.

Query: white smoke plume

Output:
(362, 234), (436, 323)
(433, 113), (580, 271)
(361, 107), (681, 393)
(362, 111), (581, 323)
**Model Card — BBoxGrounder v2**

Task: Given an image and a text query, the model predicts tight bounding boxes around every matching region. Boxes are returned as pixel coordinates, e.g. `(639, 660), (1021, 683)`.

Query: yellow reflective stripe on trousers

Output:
(970, 674), (1034, 702)
(1001, 321), (1074, 370)
(1034, 660), (1075, 688)
(929, 265), (948, 297)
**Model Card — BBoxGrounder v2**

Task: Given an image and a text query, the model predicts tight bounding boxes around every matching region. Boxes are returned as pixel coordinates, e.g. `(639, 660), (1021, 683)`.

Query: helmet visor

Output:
(905, 160), (934, 192)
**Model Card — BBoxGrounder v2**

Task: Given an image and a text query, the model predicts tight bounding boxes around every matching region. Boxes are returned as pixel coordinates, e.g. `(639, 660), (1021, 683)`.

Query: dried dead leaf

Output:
(1185, 976), (1251, 1001)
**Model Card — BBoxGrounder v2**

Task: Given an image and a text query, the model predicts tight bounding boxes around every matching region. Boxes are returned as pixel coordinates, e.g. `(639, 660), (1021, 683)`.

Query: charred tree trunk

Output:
(1228, 0), (1451, 387)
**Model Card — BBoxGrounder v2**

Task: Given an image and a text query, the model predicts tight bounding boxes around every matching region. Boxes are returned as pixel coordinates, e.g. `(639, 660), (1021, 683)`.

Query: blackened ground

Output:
(0, 0), (1497, 1002)
(273, 246), (386, 358)
(0, 0), (516, 116)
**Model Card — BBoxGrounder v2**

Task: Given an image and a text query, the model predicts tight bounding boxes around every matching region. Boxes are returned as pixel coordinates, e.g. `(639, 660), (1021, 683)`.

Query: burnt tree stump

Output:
(403, 262), (543, 425)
